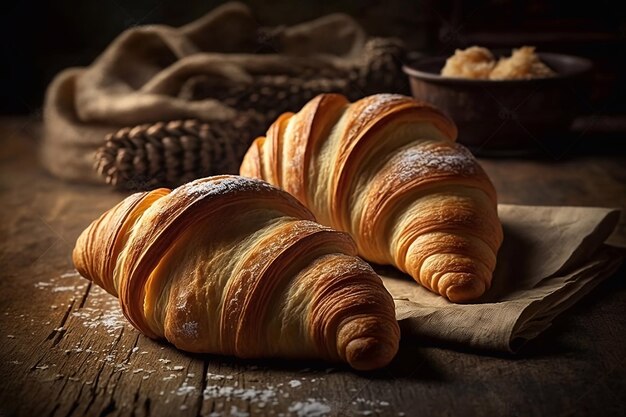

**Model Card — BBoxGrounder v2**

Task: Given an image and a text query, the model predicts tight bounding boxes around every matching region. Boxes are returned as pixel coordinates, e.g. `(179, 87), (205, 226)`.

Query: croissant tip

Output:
(444, 274), (486, 303)
(345, 336), (398, 371)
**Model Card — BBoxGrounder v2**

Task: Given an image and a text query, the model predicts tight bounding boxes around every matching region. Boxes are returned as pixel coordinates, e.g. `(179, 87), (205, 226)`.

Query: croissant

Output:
(72, 175), (400, 370)
(240, 94), (503, 303)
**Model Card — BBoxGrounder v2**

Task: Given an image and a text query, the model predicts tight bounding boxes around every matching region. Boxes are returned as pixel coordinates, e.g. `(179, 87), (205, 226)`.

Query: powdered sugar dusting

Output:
(181, 321), (198, 338)
(203, 385), (277, 402)
(350, 398), (393, 415)
(393, 142), (477, 181)
(359, 94), (406, 121)
(288, 399), (332, 416)
(176, 381), (196, 396)
(199, 371), (335, 415)
(181, 176), (276, 199)
(288, 379), (302, 388)
(175, 297), (199, 339)
(60, 271), (80, 279)
(349, 94), (407, 139)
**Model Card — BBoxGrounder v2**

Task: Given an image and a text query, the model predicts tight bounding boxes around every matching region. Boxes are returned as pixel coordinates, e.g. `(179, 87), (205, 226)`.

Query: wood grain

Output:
(0, 117), (625, 417)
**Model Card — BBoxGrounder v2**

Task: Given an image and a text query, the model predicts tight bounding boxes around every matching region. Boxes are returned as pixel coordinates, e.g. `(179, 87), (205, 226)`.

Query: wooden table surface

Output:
(1, 117), (625, 417)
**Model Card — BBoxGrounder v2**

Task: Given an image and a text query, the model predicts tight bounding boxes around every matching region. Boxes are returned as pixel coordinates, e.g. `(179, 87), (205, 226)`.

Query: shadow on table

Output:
(178, 349), (444, 382)
(171, 337), (444, 381)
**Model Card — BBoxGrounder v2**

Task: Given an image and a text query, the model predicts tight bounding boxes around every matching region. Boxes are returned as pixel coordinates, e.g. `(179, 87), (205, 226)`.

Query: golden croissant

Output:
(240, 94), (503, 303)
(73, 175), (400, 370)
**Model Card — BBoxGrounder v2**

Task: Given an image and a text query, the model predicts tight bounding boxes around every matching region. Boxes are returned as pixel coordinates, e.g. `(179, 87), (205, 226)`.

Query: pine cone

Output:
(95, 114), (265, 191)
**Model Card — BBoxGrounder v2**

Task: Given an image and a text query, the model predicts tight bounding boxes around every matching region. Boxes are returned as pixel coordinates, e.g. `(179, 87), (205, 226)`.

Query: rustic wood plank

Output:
(481, 156), (626, 245)
(1, 117), (625, 417)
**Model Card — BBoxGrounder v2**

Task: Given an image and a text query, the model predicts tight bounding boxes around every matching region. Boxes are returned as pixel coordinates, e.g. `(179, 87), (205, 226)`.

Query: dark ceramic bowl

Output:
(403, 53), (593, 156)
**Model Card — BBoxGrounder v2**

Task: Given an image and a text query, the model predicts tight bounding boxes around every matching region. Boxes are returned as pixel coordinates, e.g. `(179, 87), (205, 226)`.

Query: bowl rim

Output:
(402, 52), (593, 85)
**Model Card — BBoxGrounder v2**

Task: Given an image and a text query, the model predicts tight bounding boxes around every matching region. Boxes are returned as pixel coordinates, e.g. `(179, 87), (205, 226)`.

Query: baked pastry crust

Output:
(73, 175), (400, 370)
(241, 94), (503, 302)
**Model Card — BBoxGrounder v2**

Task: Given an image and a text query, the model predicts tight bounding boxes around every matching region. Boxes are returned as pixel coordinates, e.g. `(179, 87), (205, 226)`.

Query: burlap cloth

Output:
(41, 2), (377, 184)
(380, 204), (623, 352)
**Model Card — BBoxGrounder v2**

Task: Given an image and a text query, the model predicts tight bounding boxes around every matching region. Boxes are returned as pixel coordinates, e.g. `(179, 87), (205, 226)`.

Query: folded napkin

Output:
(379, 204), (623, 352)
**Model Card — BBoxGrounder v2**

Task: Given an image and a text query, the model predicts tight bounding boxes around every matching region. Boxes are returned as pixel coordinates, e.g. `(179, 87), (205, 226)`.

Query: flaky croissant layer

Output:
(241, 93), (503, 302)
(73, 175), (400, 370)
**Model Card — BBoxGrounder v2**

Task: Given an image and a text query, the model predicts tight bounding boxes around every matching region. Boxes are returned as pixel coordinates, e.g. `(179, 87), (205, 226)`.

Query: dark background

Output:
(2, 0), (626, 115)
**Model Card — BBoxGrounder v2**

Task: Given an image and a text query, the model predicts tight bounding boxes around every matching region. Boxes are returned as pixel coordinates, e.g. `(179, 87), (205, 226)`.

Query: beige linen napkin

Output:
(379, 204), (623, 352)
